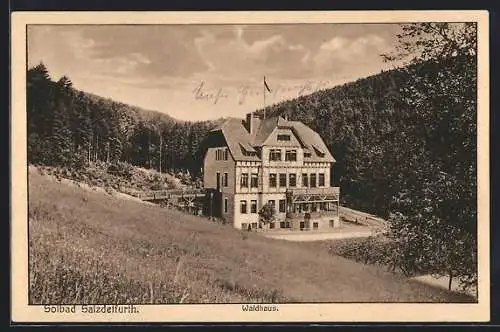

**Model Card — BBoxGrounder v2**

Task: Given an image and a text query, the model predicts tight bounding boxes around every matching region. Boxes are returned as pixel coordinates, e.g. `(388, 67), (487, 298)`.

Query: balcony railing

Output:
(286, 186), (340, 202)
(286, 187), (340, 196)
(132, 188), (205, 200)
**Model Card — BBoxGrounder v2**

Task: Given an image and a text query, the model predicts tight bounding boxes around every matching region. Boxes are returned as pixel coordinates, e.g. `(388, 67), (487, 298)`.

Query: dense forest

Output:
(27, 65), (220, 176)
(27, 23), (477, 290)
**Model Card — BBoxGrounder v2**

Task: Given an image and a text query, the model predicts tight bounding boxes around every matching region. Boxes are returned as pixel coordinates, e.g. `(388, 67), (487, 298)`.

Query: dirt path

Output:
(261, 224), (376, 241)
(339, 206), (387, 228)
(411, 274), (477, 298)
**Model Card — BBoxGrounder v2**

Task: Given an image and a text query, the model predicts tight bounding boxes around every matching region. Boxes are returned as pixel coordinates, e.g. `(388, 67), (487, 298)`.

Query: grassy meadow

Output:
(28, 168), (474, 304)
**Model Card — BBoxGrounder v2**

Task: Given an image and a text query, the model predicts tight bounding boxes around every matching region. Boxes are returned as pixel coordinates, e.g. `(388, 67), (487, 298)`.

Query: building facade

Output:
(203, 113), (340, 231)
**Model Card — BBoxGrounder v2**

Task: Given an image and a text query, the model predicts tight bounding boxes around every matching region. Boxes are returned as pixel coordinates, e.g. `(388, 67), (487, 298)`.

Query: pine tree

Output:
(50, 99), (73, 165)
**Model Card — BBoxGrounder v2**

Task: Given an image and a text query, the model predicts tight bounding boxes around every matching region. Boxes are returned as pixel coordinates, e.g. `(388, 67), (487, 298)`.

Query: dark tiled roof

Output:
(252, 117), (281, 146)
(215, 117), (260, 161)
(286, 120), (335, 162)
(216, 115), (335, 162)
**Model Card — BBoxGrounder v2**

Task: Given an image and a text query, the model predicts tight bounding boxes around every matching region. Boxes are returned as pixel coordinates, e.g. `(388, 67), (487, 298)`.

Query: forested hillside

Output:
(27, 65), (221, 176)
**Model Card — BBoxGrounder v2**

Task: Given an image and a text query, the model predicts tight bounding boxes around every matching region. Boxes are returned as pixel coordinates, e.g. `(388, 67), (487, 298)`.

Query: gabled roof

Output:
(213, 115), (335, 163)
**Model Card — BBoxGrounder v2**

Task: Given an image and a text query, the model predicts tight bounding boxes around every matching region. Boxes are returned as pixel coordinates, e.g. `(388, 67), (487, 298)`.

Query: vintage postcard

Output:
(11, 10), (490, 323)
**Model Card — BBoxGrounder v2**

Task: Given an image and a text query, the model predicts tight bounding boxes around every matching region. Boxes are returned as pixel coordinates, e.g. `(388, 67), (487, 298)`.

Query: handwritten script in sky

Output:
(191, 78), (350, 106)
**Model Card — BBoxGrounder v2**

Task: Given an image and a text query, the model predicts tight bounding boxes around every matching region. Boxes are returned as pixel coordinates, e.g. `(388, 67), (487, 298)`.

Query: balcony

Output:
(286, 186), (340, 203)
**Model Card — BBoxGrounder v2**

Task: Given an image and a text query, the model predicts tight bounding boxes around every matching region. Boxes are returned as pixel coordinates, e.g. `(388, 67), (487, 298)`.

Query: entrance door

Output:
(304, 213), (311, 230)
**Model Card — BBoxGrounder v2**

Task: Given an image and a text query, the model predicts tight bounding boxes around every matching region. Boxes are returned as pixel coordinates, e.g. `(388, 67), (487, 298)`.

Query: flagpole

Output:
(263, 76), (266, 119)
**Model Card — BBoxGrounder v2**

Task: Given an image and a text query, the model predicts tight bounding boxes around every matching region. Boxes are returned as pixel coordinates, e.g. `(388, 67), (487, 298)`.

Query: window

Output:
(224, 198), (228, 213)
(285, 150), (297, 161)
(319, 202), (327, 211)
(240, 200), (247, 214)
(313, 222), (319, 229)
(240, 173), (249, 188)
(269, 149), (282, 161)
(289, 173), (296, 187)
(277, 134), (291, 141)
(251, 222), (258, 229)
(270, 222), (275, 229)
(329, 220), (335, 228)
(279, 173), (287, 187)
(310, 173), (317, 188)
(269, 173), (277, 188)
(280, 221), (286, 229)
(279, 199), (286, 213)
(302, 173), (308, 187)
(319, 173), (325, 187)
(223, 172), (228, 187)
(304, 152), (312, 158)
(215, 148), (229, 161)
(268, 200), (276, 209)
(251, 200), (257, 213)
(251, 173), (258, 188)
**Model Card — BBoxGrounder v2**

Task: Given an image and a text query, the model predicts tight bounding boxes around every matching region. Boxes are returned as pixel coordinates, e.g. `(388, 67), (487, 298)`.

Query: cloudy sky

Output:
(28, 24), (405, 121)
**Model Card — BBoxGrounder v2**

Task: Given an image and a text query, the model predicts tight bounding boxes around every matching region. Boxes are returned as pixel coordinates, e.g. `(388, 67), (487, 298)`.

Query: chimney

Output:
(245, 112), (261, 135)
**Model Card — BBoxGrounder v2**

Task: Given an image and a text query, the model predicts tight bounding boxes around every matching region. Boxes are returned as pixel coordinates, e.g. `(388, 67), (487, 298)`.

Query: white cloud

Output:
(130, 52), (151, 65)
(246, 34), (286, 55)
(312, 34), (388, 71)
(288, 44), (305, 51)
(319, 36), (348, 51)
(192, 29), (310, 85)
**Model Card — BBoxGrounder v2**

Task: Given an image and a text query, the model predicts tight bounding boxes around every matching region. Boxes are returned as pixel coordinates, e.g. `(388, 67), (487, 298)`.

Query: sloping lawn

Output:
(28, 169), (474, 304)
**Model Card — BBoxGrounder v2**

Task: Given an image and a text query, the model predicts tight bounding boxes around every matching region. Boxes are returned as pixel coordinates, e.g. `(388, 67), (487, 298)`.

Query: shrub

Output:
(107, 162), (134, 180)
(69, 151), (89, 169)
(329, 236), (399, 271)
(150, 183), (163, 191)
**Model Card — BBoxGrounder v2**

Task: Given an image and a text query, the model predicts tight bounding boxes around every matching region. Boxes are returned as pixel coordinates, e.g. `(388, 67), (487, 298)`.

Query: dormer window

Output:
(239, 142), (257, 157)
(277, 134), (291, 141)
(312, 145), (325, 158)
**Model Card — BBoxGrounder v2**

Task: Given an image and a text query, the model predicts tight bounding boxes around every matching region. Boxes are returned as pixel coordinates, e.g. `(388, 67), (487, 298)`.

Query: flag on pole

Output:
(264, 76), (272, 93)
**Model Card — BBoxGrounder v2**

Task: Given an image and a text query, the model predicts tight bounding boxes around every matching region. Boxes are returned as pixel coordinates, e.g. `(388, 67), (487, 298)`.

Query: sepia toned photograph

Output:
(11, 11), (489, 323)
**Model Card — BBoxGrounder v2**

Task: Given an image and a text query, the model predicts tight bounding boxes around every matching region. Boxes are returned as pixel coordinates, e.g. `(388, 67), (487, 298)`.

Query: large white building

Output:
(203, 113), (340, 231)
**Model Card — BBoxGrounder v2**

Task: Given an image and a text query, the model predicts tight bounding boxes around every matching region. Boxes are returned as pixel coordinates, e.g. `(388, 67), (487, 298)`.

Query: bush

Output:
(150, 183), (163, 191)
(107, 162), (134, 180)
(329, 236), (399, 271)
